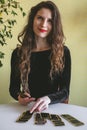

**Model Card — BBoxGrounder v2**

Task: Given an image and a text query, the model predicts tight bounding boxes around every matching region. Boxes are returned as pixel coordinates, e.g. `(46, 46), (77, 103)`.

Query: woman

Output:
(9, 1), (71, 113)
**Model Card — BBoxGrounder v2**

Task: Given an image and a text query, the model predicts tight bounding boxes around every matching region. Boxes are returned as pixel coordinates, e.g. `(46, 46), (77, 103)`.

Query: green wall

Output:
(0, 0), (87, 107)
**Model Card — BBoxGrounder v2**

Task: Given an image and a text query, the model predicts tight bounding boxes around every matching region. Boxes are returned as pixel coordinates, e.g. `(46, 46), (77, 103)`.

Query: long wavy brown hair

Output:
(18, 1), (65, 89)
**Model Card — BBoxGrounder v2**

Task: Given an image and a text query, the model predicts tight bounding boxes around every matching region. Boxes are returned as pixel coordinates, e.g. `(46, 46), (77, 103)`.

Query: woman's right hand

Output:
(18, 93), (35, 105)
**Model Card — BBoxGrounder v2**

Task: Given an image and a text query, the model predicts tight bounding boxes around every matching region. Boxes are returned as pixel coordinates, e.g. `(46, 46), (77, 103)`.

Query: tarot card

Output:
(49, 114), (65, 126)
(41, 112), (50, 119)
(16, 110), (33, 122)
(61, 114), (84, 126)
(34, 113), (47, 125)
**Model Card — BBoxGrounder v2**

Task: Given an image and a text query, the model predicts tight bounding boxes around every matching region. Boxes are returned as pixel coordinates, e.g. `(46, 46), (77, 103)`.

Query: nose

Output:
(41, 19), (47, 27)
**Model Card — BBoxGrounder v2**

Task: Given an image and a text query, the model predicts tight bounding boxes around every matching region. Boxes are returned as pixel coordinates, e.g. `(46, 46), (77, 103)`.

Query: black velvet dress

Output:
(9, 46), (71, 104)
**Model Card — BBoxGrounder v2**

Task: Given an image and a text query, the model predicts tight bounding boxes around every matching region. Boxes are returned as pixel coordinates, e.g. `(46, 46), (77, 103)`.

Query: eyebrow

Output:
(36, 15), (52, 20)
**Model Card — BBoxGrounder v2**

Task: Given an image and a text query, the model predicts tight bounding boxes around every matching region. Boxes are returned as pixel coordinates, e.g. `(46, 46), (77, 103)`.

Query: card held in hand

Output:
(16, 110), (33, 122)
(61, 114), (84, 126)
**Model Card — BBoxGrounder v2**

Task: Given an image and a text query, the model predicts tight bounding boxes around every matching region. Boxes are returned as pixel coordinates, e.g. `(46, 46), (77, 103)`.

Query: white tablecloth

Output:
(0, 102), (87, 130)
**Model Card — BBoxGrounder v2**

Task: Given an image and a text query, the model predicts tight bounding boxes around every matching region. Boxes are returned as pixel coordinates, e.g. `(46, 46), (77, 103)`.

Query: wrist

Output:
(45, 96), (51, 104)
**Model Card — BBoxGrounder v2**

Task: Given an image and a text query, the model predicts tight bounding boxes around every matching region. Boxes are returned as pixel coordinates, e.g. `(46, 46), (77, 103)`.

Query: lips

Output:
(39, 29), (47, 33)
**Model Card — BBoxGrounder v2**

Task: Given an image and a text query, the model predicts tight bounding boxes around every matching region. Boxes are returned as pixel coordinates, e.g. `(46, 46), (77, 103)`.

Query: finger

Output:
(28, 97), (36, 102)
(24, 92), (31, 97)
(30, 99), (42, 113)
(36, 102), (45, 111)
(37, 105), (47, 112)
(23, 97), (35, 104)
(40, 106), (47, 112)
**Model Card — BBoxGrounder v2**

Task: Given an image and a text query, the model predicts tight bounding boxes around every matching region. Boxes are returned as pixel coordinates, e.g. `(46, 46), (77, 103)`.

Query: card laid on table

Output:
(49, 114), (65, 126)
(41, 112), (50, 119)
(34, 113), (47, 125)
(41, 112), (65, 126)
(61, 114), (84, 126)
(16, 110), (33, 122)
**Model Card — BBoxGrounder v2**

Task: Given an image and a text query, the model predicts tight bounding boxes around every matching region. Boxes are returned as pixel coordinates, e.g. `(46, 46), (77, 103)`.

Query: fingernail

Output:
(30, 110), (32, 113)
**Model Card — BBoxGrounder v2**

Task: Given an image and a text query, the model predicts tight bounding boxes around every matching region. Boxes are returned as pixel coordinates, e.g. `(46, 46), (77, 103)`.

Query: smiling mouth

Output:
(39, 29), (47, 33)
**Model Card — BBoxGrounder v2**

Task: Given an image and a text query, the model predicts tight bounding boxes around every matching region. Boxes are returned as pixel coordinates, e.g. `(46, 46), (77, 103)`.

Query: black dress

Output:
(9, 46), (71, 104)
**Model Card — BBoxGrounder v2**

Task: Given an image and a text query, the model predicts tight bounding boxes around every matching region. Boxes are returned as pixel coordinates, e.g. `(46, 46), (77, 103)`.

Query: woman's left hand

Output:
(30, 96), (51, 113)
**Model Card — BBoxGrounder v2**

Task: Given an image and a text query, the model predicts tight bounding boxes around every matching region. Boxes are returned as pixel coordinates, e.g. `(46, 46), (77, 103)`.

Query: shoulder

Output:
(64, 45), (71, 56)
(63, 45), (71, 67)
(12, 47), (19, 56)
(11, 46), (21, 57)
(64, 45), (70, 53)
(11, 47), (20, 62)
(64, 45), (71, 63)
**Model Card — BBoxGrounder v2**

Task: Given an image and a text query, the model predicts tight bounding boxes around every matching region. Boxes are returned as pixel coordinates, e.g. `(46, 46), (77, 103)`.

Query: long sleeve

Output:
(48, 46), (71, 104)
(9, 46), (71, 103)
(9, 48), (21, 100)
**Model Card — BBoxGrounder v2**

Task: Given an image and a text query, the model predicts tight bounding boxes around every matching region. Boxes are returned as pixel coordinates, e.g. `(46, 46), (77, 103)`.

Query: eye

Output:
(37, 16), (43, 20)
(48, 19), (52, 24)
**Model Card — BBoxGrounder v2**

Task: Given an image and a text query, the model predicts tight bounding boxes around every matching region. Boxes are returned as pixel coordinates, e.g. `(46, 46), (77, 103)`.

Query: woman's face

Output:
(33, 8), (52, 39)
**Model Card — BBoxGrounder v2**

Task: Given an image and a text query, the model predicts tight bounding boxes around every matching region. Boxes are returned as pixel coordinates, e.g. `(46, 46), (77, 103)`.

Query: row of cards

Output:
(16, 111), (84, 126)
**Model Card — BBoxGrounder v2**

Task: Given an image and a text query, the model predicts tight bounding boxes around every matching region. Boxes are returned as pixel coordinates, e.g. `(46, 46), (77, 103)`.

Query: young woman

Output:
(9, 1), (71, 113)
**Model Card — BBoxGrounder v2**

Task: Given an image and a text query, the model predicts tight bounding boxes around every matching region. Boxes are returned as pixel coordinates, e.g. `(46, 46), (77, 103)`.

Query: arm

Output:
(9, 48), (35, 104)
(30, 46), (71, 113)
(9, 48), (21, 100)
(48, 46), (71, 104)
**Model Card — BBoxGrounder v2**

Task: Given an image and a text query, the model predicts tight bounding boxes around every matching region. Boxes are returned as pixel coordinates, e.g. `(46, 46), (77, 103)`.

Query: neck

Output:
(34, 36), (50, 51)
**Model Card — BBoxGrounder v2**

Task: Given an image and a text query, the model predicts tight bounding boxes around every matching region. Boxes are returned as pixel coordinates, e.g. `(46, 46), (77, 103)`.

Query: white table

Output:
(0, 102), (87, 130)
